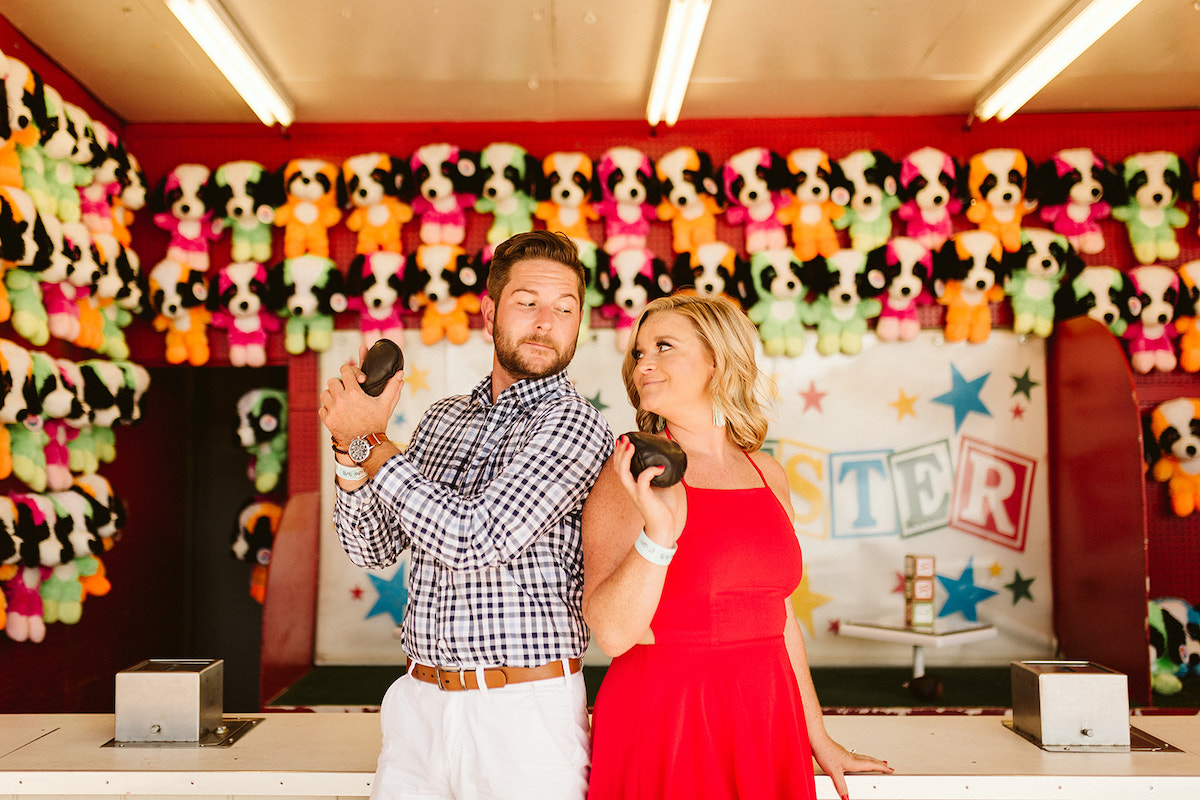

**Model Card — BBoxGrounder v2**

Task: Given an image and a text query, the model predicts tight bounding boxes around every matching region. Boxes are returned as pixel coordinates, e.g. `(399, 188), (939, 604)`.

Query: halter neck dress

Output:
(588, 449), (816, 799)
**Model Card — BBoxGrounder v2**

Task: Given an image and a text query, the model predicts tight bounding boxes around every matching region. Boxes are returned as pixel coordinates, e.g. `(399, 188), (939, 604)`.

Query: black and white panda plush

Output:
(268, 255), (347, 354)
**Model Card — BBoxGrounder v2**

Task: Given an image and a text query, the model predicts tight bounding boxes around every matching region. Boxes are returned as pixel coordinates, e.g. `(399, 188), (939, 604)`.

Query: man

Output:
(320, 229), (613, 800)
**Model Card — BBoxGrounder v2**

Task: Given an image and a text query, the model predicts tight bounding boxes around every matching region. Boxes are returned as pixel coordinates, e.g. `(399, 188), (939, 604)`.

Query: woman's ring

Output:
(849, 748), (857, 754)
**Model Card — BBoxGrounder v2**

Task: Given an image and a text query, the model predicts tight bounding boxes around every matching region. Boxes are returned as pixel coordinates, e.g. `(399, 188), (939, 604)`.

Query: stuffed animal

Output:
(1112, 151), (1189, 264)
(1034, 148), (1121, 255)
(18, 84), (72, 218)
(77, 120), (127, 238)
(595, 146), (659, 255)
(1055, 264), (1134, 337)
(1, 55), (42, 189)
(777, 148), (846, 262)
(534, 151), (600, 241)
(1124, 264), (1190, 374)
(81, 232), (141, 359)
(872, 237), (932, 342)
(206, 160), (281, 263)
(966, 148), (1037, 253)
(933, 230), (1007, 344)
(410, 144), (479, 246)
(746, 248), (810, 357)
(475, 142), (539, 254)
(42, 222), (100, 342)
(834, 149), (900, 253)
(273, 159), (342, 258)
(1149, 598), (1200, 694)
(148, 258), (211, 366)
(897, 146), (963, 251)
(54, 359), (98, 475)
(236, 388), (288, 494)
(346, 251), (407, 346)
(339, 152), (413, 254)
(406, 244), (483, 346)
(1149, 398), (1200, 517)
(2, 187), (74, 347)
(597, 247), (672, 350)
(1176, 261), (1200, 372)
(231, 500), (284, 603)
(72, 473), (127, 546)
(0, 338), (36, 481)
(670, 241), (747, 308)
(1003, 228), (1079, 339)
(112, 151), (146, 247)
(803, 249), (886, 356)
(721, 147), (792, 254)
(150, 163), (223, 272)
(655, 146), (723, 256)
(269, 255), (347, 354)
(208, 261), (279, 367)
(29, 349), (74, 491)
(2, 565), (46, 643)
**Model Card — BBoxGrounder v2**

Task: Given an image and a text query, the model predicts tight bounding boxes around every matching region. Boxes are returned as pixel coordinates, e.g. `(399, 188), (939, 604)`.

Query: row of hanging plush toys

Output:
(0, 473), (127, 642)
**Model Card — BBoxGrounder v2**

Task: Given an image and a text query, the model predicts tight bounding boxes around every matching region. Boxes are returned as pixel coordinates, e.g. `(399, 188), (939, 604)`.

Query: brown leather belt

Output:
(406, 657), (582, 691)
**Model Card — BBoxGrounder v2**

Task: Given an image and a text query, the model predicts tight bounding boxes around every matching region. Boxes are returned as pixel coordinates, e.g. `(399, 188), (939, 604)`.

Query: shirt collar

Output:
(471, 370), (572, 410)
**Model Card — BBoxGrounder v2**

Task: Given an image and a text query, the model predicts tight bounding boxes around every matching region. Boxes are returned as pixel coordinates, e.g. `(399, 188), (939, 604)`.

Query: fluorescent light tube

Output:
(166, 0), (294, 127)
(646, 0), (711, 126)
(974, 0), (1143, 122)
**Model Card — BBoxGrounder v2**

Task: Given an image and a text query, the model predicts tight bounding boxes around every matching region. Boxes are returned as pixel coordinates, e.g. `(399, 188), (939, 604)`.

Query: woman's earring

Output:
(712, 403), (726, 428)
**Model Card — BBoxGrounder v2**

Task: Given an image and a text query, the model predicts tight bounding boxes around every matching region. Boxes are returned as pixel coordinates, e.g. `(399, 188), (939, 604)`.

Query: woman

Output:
(583, 294), (891, 800)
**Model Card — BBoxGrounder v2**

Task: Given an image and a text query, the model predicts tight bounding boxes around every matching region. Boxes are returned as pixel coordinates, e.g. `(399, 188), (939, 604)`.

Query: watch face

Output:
(348, 436), (372, 463)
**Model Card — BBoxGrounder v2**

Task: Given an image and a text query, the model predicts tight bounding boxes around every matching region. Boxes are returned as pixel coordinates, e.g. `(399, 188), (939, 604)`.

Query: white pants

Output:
(371, 666), (590, 800)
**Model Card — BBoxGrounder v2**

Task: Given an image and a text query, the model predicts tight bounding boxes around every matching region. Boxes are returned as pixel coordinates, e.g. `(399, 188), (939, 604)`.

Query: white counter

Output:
(1, 712), (1198, 799)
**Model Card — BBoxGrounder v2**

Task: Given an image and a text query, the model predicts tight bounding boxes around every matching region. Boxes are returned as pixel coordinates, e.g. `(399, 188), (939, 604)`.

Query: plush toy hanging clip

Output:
(236, 389), (288, 494)
(932, 230), (1008, 344)
(777, 148), (846, 262)
(1123, 264), (1190, 374)
(269, 255), (347, 355)
(339, 152), (413, 255)
(655, 146), (723, 256)
(872, 237), (932, 343)
(720, 147), (792, 255)
(897, 146), (963, 251)
(802, 249), (885, 356)
(208, 261), (279, 367)
(966, 148), (1037, 253)
(1034, 148), (1120, 255)
(148, 258), (211, 365)
(273, 159), (342, 259)
(595, 146), (660, 255)
(534, 151), (600, 242)
(346, 251), (407, 347)
(746, 248), (810, 357)
(207, 160), (281, 263)
(475, 142), (539, 257)
(231, 500), (284, 604)
(410, 144), (479, 246)
(834, 149), (900, 253)
(1149, 398), (1200, 516)
(1002, 228), (1079, 339)
(1113, 151), (1190, 264)
(150, 163), (224, 272)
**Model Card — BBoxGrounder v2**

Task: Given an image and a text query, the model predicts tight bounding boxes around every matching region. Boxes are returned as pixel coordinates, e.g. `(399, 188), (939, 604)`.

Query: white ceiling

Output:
(2, 0), (1199, 125)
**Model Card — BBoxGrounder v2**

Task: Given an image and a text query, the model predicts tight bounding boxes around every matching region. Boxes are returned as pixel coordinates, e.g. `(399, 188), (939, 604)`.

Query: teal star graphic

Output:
(585, 391), (609, 412)
(366, 565), (408, 626)
(1011, 368), (1039, 400)
(1003, 569), (1035, 605)
(391, 412), (406, 427)
(931, 365), (992, 432)
(936, 559), (998, 622)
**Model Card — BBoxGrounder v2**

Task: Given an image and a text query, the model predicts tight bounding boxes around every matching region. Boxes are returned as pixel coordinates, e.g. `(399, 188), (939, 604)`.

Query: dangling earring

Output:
(712, 402), (726, 428)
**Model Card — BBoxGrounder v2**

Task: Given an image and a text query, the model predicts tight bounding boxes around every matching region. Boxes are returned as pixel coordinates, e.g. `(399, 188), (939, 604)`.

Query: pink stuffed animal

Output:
(346, 251), (407, 346)
(897, 147), (963, 251)
(150, 163), (224, 272)
(721, 147), (792, 255)
(595, 147), (659, 255)
(1034, 148), (1119, 255)
(410, 144), (479, 246)
(1124, 265), (1189, 374)
(209, 261), (279, 367)
(872, 237), (932, 342)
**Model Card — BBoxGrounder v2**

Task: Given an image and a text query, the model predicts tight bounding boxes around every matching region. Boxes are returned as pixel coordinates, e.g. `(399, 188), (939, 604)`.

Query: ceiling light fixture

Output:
(165, 0), (294, 127)
(646, 0), (712, 127)
(973, 0), (1143, 122)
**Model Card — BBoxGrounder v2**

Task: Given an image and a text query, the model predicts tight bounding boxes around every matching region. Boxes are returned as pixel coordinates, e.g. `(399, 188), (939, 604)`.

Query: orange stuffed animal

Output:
(274, 159), (342, 258)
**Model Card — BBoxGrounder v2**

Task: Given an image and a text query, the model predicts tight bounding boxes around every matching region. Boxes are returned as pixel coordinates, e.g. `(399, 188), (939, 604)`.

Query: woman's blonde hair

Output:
(621, 294), (772, 452)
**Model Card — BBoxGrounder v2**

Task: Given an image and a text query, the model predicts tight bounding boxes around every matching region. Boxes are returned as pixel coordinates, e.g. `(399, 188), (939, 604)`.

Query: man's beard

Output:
(493, 328), (576, 382)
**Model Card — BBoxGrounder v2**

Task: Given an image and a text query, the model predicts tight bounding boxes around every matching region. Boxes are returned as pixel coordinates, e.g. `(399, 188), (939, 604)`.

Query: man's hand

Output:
(319, 344), (405, 446)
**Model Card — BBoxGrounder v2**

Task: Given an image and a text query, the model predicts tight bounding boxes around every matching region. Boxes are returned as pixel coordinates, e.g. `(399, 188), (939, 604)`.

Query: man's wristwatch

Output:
(347, 432), (389, 464)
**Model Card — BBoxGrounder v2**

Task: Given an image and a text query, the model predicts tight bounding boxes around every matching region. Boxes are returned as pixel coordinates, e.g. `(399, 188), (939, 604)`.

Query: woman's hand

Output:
(612, 434), (684, 545)
(811, 736), (893, 800)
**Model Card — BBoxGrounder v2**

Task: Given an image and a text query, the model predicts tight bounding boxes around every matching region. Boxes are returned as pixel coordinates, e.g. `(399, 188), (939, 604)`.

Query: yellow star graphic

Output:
(405, 365), (430, 393)
(889, 388), (918, 420)
(990, 561), (1004, 578)
(790, 571), (833, 636)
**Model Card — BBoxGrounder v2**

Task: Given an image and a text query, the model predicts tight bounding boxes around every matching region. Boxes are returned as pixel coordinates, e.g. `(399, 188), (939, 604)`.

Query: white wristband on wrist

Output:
(334, 461), (368, 482)
(634, 529), (676, 566)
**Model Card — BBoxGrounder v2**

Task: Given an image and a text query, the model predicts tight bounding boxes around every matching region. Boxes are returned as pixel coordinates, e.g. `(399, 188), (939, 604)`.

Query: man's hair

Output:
(487, 230), (586, 303)
(621, 293), (772, 452)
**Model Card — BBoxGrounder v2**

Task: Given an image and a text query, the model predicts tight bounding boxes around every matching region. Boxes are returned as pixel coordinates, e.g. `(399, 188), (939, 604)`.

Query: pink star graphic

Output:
(893, 571), (907, 594)
(800, 380), (828, 413)
(828, 619), (841, 634)
(350, 585), (364, 601)
(1011, 403), (1026, 420)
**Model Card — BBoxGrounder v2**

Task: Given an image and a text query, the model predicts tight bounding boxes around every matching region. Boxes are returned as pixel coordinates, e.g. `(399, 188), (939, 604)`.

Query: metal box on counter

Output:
(115, 659), (223, 743)
(1011, 660), (1130, 750)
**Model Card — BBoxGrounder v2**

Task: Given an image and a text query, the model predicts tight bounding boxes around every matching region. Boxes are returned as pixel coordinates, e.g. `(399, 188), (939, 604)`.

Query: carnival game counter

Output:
(2, 712), (1199, 799)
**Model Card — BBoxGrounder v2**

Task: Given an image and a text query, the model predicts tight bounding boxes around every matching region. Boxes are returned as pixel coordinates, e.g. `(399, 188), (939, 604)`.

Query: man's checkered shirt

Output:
(335, 370), (613, 669)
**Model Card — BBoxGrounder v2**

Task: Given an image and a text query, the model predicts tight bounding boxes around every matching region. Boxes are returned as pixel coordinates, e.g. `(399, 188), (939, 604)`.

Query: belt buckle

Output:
(433, 666), (461, 691)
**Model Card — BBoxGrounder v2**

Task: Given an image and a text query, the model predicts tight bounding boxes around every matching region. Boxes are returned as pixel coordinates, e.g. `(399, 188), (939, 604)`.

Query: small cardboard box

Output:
(115, 659), (223, 743)
(1011, 661), (1130, 749)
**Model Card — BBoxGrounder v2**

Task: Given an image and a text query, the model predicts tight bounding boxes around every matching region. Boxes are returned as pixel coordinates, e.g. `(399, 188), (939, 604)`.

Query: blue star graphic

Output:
(391, 411), (407, 427)
(936, 559), (998, 622)
(931, 365), (992, 432)
(366, 565), (408, 626)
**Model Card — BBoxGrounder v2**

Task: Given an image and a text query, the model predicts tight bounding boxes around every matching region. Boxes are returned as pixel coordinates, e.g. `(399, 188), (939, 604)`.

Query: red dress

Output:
(588, 453), (815, 799)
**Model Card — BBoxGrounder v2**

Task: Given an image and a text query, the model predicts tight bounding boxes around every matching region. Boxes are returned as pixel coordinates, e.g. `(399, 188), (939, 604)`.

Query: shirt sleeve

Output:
(372, 398), (612, 571)
(333, 466), (410, 568)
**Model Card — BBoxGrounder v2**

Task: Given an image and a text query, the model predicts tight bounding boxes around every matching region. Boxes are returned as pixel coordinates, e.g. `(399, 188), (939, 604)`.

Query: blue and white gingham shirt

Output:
(335, 370), (613, 669)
